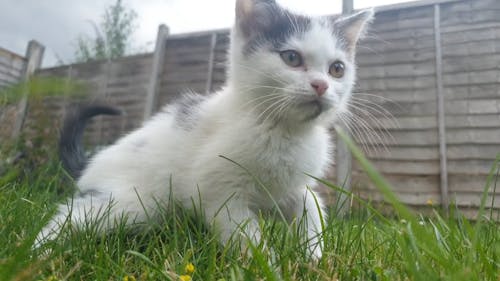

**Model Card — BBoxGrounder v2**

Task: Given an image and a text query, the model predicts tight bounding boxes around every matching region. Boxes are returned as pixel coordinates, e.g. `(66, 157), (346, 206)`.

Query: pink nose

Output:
(310, 79), (328, 96)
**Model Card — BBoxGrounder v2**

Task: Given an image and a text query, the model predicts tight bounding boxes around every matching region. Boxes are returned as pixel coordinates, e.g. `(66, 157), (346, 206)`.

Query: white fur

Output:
(37, 2), (372, 259)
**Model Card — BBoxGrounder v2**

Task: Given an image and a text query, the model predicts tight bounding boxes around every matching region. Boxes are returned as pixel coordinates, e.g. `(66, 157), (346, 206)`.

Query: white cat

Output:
(36, 0), (373, 259)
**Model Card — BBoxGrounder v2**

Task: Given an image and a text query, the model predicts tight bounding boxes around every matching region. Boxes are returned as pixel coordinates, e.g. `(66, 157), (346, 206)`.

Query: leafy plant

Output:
(74, 0), (138, 62)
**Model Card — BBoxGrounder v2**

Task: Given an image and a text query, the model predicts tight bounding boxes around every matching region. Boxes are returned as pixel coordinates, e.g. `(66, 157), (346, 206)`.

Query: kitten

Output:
(36, 0), (373, 259)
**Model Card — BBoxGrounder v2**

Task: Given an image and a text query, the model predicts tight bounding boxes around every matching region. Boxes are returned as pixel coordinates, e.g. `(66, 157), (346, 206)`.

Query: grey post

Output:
(342, 0), (354, 15)
(433, 4), (449, 213)
(11, 40), (45, 139)
(205, 32), (217, 94)
(144, 24), (169, 121)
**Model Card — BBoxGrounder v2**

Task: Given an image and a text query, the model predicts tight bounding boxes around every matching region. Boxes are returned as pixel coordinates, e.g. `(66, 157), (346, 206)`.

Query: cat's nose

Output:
(310, 80), (328, 96)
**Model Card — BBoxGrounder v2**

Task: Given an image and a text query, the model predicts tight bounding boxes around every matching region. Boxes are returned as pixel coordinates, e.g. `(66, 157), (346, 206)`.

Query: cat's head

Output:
(228, 0), (373, 127)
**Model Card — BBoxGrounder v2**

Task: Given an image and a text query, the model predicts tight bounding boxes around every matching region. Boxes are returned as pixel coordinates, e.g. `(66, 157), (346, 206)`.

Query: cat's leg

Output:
(35, 193), (111, 249)
(203, 196), (262, 252)
(35, 190), (154, 249)
(285, 188), (326, 259)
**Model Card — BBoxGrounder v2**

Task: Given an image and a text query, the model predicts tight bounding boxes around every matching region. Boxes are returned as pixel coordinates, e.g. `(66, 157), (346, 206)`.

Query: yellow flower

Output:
(426, 199), (434, 206)
(123, 275), (137, 281)
(185, 263), (195, 275)
(179, 275), (192, 281)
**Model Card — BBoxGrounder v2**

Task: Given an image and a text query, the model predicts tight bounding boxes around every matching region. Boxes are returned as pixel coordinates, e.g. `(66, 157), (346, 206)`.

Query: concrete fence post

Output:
(433, 4), (449, 214)
(11, 40), (45, 139)
(144, 24), (169, 121)
(205, 32), (217, 94)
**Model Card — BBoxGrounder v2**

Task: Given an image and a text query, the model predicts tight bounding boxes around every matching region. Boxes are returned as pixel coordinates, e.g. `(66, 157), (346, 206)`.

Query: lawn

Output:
(0, 132), (499, 281)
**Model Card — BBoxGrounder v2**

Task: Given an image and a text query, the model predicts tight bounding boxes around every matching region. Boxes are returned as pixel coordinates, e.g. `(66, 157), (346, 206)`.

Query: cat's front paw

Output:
(33, 220), (62, 251)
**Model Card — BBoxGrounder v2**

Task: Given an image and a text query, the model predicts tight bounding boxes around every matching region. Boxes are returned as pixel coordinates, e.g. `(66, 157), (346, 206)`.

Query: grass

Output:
(0, 77), (86, 106)
(0, 132), (499, 281)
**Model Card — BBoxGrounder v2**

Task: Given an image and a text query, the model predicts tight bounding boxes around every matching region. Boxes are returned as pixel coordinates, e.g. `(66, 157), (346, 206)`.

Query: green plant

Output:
(0, 77), (85, 106)
(0, 128), (498, 280)
(74, 0), (138, 62)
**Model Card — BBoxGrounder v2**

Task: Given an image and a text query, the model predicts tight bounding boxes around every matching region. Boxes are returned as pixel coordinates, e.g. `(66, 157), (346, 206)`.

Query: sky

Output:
(0, 0), (414, 67)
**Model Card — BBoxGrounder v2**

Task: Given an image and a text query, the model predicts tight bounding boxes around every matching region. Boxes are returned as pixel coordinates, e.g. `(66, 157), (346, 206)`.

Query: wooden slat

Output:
(357, 61), (436, 79)
(448, 174), (494, 193)
(364, 146), (440, 161)
(354, 159), (441, 175)
(357, 48), (435, 66)
(0, 48), (25, 89)
(447, 159), (499, 175)
(358, 76), (437, 93)
(356, 190), (442, 206)
(353, 173), (440, 193)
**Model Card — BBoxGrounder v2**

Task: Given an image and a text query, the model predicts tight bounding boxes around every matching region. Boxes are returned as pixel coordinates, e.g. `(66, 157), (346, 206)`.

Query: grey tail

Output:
(59, 104), (122, 179)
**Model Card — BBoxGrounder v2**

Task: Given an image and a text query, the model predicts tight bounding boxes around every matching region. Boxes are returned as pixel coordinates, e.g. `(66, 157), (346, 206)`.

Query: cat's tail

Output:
(59, 104), (122, 179)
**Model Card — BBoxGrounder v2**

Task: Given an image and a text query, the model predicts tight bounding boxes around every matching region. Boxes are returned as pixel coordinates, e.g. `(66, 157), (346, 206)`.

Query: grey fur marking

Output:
(243, 8), (311, 55)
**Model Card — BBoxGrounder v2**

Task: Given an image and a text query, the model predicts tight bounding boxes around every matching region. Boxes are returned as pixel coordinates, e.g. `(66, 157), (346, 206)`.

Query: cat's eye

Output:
(329, 61), (345, 78)
(279, 50), (303, 67)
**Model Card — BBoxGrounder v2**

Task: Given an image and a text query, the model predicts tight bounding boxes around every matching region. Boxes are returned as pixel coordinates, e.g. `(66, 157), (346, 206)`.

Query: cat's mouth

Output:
(298, 98), (333, 121)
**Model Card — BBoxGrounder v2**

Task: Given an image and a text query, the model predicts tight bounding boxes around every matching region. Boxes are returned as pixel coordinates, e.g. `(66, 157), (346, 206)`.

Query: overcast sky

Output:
(0, 0), (413, 67)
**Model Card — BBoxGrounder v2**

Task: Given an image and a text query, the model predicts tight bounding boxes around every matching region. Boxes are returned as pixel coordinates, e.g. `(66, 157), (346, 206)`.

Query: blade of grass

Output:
(335, 126), (415, 222)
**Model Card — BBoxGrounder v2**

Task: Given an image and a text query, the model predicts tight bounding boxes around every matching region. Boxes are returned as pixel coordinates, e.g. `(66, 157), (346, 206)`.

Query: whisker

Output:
(351, 96), (399, 118)
(262, 97), (289, 125)
(337, 113), (372, 155)
(261, 96), (291, 124)
(347, 100), (397, 142)
(240, 92), (284, 108)
(257, 95), (290, 123)
(349, 95), (399, 140)
(274, 96), (296, 122)
(354, 92), (400, 105)
(344, 106), (392, 155)
(363, 34), (392, 46)
(342, 111), (380, 155)
(347, 100), (397, 145)
(343, 112), (383, 155)
(352, 94), (402, 126)
(246, 95), (285, 115)
(352, 94), (402, 121)
(345, 110), (389, 155)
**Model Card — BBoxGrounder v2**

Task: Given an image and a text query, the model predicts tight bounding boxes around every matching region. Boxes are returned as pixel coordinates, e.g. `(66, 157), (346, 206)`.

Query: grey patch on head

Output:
(332, 28), (350, 53)
(321, 15), (349, 53)
(174, 93), (209, 130)
(244, 9), (311, 55)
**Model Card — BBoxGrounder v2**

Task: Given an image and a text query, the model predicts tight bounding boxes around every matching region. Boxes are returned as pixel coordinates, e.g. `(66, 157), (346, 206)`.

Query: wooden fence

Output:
(2, 0), (499, 215)
(0, 41), (44, 140)
(353, 0), (500, 217)
(0, 47), (25, 89)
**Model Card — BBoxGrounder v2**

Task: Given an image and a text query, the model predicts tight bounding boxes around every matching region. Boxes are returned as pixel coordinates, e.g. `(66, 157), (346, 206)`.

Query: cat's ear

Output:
(334, 8), (374, 53)
(235, 0), (280, 38)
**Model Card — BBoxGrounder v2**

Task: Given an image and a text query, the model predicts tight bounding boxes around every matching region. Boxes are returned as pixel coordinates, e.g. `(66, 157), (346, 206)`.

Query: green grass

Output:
(0, 77), (86, 106)
(0, 133), (499, 281)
